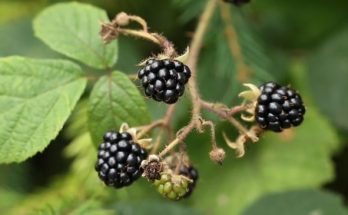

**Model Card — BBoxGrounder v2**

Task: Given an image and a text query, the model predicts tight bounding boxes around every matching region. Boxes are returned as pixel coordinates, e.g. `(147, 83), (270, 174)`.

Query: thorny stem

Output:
(200, 100), (258, 141)
(158, 0), (218, 157)
(126, 14), (148, 32)
(101, 13), (176, 57)
(181, 0), (219, 135)
(136, 120), (163, 139)
(159, 138), (180, 158)
(118, 29), (161, 45)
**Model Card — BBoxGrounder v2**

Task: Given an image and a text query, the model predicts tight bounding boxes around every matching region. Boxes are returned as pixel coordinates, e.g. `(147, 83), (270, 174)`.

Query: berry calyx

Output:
(153, 173), (191, 200)
(179, 165), (199, 198)
(138, 59), (191, 104)
(255, 82), (305, 132)
(223, 0), (251, 6)
(141, 154), (164, 181)
(95, 127), (148, 188)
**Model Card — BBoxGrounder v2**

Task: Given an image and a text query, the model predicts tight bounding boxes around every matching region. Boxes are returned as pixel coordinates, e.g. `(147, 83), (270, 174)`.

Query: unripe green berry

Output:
(153, 173), (191, 200)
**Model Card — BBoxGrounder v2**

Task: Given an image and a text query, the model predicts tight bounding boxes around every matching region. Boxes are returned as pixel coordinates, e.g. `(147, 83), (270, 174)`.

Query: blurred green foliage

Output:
(242, 189), (347, 215)
(1, 0), (348, 215)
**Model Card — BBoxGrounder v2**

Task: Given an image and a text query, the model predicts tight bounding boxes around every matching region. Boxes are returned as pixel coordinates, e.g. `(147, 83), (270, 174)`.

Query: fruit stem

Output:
(199, 100), (258, 141)
(101, 12), (177, 58)
(159, 138), (180, 158)
(127, 14), (149, 32)
(137, 104), (176, 153)
(150, 104), (176, 154)
(118, 29), (161, 45)
(173, 0), (218, 145)
(136, 120), (164, 139)
(202, 120), (218, 149)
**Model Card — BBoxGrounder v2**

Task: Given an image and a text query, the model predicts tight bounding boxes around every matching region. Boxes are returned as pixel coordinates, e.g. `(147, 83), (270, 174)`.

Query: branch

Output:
(158, 0), (218, 158)
(200, 100), (258, 141)
(100, 13), (176, 57)
(180, 0), (218, 138)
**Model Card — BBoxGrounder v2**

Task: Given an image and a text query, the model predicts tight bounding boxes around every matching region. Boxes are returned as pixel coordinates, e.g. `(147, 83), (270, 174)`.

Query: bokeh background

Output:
(1, 0), (348, 214)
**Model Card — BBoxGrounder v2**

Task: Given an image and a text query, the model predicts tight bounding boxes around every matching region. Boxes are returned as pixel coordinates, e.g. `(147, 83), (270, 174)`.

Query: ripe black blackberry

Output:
(95, 131), (148, 188)
(223, 0), (251, 6)
(138, 59), (191, 104)
(255, 82), (306, 132)
(179, 165), (199, 198)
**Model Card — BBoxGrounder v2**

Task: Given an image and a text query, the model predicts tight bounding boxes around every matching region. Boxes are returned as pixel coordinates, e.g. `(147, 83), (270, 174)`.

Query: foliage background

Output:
(0, 0), (348, 214)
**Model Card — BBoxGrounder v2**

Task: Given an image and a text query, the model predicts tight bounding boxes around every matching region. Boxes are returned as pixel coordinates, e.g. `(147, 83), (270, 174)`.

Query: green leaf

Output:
(197, 9), (273, 104)
(250, 0), (348, 48)
(88, 72), (150, 145)
(242, 189), (348, 215)
(68, 200), (113, 215)
(114, 200), (202, 215)
(307, 27), (348, 130)
(33, 2), (117, 69)
(187, 108), (340, 215)
(0, 57), (86, 163)
(31, 200), (113, 215)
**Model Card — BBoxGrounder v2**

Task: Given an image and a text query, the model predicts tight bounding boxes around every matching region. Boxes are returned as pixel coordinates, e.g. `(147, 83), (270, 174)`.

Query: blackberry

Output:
(179, 165), (199, 198)
(255, 82), (305, 132)
(138, 59), (191, 104)
(95, 131), (148, 188)
(223, 0), (251, 6)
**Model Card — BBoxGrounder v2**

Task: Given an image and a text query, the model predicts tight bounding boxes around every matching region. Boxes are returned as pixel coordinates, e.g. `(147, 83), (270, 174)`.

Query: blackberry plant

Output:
(8, 1), (346, 214)
(0, 0), (307, 201)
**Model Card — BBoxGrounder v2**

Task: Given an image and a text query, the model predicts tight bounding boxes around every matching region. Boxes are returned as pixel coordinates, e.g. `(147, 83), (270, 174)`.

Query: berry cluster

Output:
(138, 59), (191, 104)
(95, 131), (148, 188)
(154, 173), (190, 200)
(223, 0), (251, 6)
(255, 82), (306, 132)
(179, 165), (199, 198)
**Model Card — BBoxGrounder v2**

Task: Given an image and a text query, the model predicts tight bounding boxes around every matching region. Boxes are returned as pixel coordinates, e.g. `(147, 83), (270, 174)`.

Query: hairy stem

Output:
(118, 29), (161, 45)
(158, 0), (218, 158)
(200, 100), (258, 141)
(136, 120), (163, 139)
(101, 13), (176, 57)
(159, 138), (180, 158)
(202, 120), (218, 149)
(181, 0), (217, 137)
